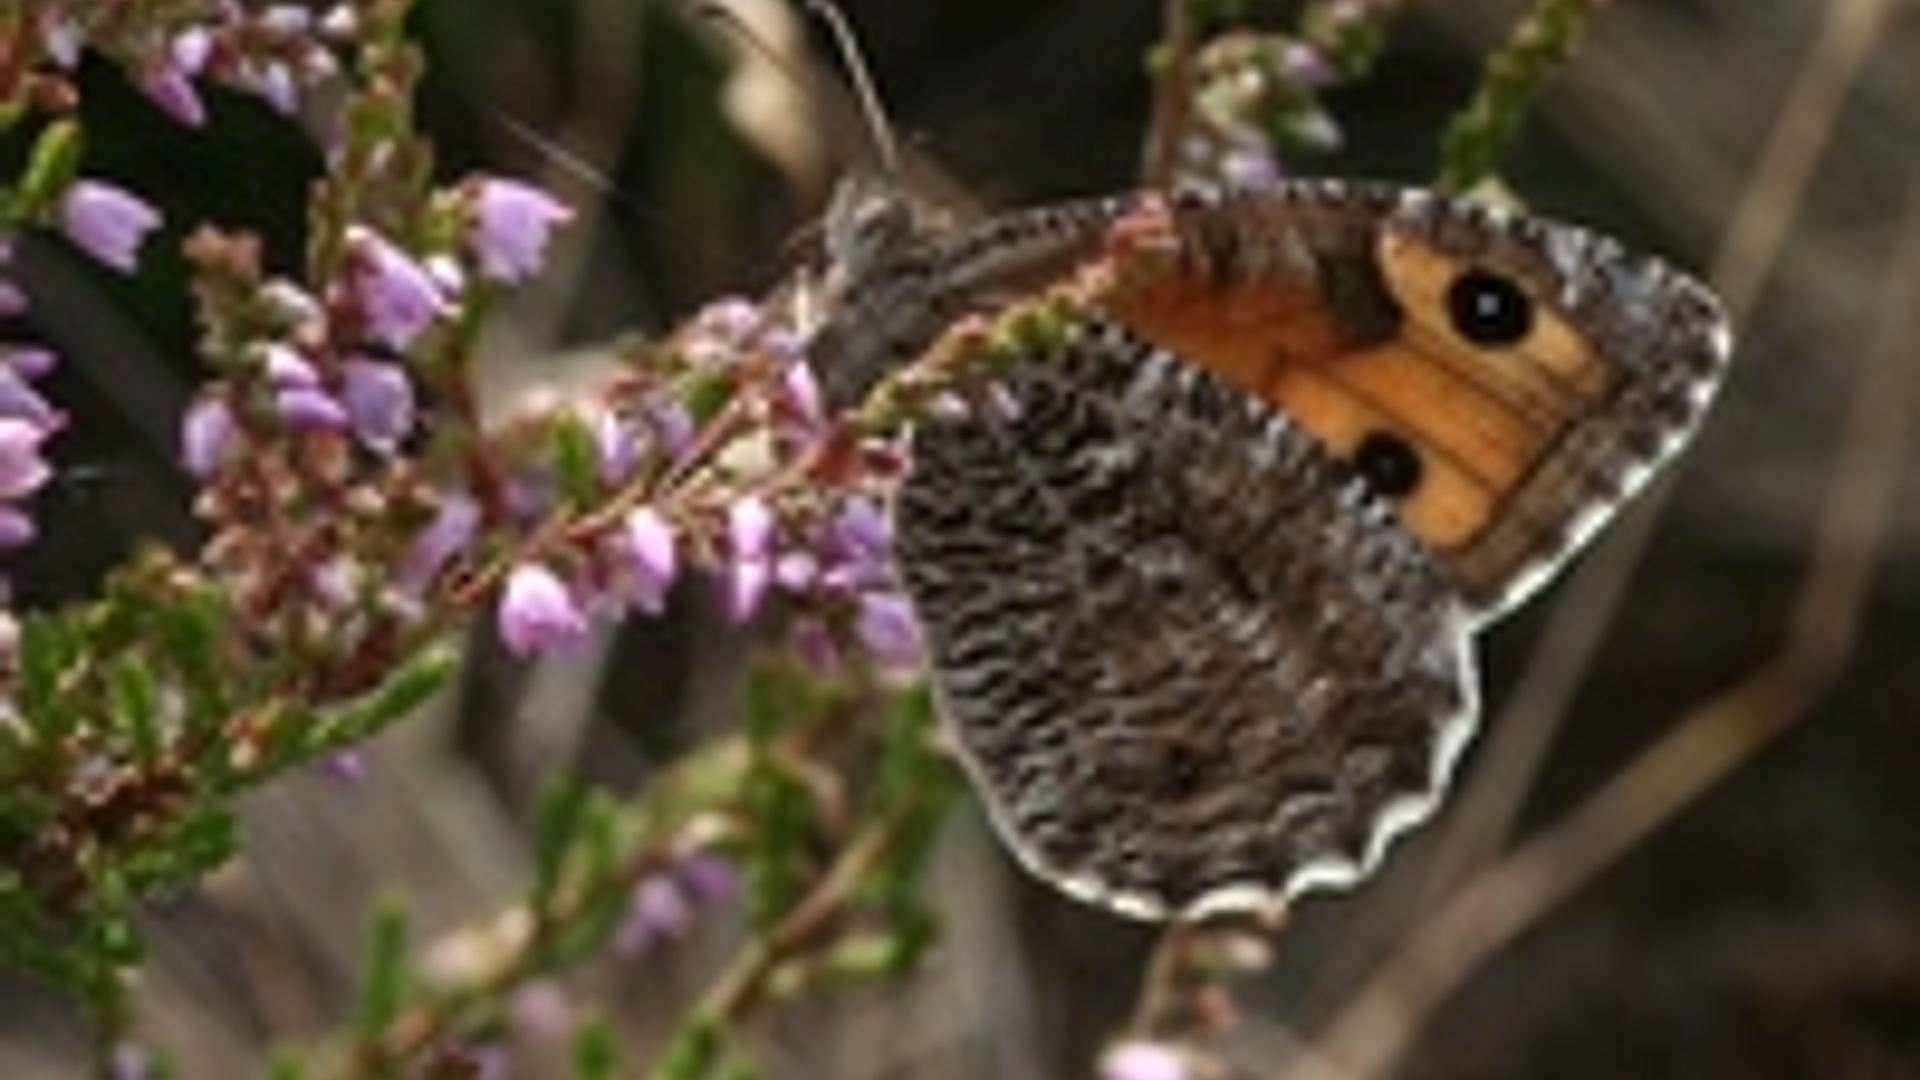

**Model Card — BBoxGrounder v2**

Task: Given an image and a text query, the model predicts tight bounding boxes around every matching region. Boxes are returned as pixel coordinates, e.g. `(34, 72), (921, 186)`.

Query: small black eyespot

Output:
(1446, 268), (1534, 346)
(1352, 430), (1424, 500)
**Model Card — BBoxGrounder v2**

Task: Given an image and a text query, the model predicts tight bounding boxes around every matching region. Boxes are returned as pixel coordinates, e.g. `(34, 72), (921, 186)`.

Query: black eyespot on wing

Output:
(1352, 430), (1424, 500)
(1445, 267), (1534, 346)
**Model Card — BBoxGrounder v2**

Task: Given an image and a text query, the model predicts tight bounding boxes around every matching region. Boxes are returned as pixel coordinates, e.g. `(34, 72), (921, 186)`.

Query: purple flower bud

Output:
(0, 418), (52, 500)
(508, 980), (574, 1041)
(141, 31), (211, 127)
(4, 347), (55, 380)
(0, 371), (57, 426)
(238, 58), (298, 114)
(780, 355), (825, 431)
(321, 747), (368, 783)
(722, 559), (772, 625)
(854, 591), (924, 670)
(274, 385), (348, 430)
(399, 493), (479, 595)
(464, 177), (574, 284)
(498, 562), (588, 657)
(829, 497), (891, 562)
(180, 395), (236, 477)
(721, 496), (776, 622)
(0, 281), (24, 318)
(616, 875), (693, 956)
(0, 505), (35, 549)
(41, 15), (82, 69)
(676, 851), (738, 904)
(619, 506), (676, 614)
(262, 343), (319, 387)
(340, 357), (415, 452)
(774, 550), (818, 593)
(1279, 40), (1335, 88)
(642, 395), (695, 459)
(592, 409), (639, 483)
(260, 4), (314, 34)
(343, 226), (449, 350)
(728, 496), (774, 563)
(61, 180), (163, 274)
(1101, 1042), (1189, 1080)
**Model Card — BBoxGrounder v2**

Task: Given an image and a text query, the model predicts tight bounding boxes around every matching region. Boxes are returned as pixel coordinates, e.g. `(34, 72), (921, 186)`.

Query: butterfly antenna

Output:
(490, 109), (619, 197)
(802, 0), (902, 178)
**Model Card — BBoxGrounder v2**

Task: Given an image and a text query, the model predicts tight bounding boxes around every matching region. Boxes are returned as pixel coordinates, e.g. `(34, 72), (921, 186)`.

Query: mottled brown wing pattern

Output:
(1094, 186), (1730, 618)
(894, 317), (1478, 919)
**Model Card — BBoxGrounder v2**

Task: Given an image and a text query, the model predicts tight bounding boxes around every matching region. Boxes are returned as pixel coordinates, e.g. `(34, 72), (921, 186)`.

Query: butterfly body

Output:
(810, 180), (1731, 920)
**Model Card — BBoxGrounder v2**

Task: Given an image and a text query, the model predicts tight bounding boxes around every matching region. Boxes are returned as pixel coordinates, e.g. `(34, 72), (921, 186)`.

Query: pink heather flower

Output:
(1101, 1043), (1190, 1080)
(399, 493), (479, 595)
(180, 396), (237, 477)
(727, 496), (774, 562)
(274, 386), (348, 430)
(779, 354), (825, 433)
(343, 226), (449, 350)
(262, 343), (319, 387)
(4, 347), (54, 380)
(0, 505), (34, 549)
(321, 748), (367, 783)
(619, 506), (676, 614)
(509, 981), (575, 1042)
(61, 181), (163, 274)
(615, 875), (694, 956)
(0, 371), (57, 426)
(41, 15), (82, 69)
(722, 496), (776, 622)
(774, 550), (818, 593)
(591, 409), (639, 483)
(464, 177), (573, 284)
(854, 591), (924, 670)
(676, 852), (737, 904)
(237, 58), (299, 114)
(498, 562), (588, 657)
(0, 418), (52, 500)
(723, 559), (772, 625)
(830, 498), (890, 561)
(642, 395), (695, 459)
(340, 357), (415, 451)
(0, 242), (24, 318)
(141, 30), (211, 126)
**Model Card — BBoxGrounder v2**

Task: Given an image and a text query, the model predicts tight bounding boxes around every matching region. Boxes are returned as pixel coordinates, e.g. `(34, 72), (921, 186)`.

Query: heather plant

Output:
(0, 1), (1607, 1077)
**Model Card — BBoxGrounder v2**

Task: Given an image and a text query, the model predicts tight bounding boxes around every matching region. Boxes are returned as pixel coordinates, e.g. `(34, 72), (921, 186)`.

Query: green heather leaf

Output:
(353, 900), (410, 1037)
(571, 1016), (619, 1080)
(551, 410), (603, 508)
(109, 659), (162, 759)
(15, 119), (83, 220)
(532, 777), (593, 913)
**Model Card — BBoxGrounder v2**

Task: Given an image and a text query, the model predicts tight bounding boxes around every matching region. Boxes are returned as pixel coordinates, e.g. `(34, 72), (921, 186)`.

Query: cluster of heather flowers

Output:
(0, 182), (161, 563)
(488, 288), (924, 675)
(1173, 0), (1409, 188)
(31, 2), (362, 127)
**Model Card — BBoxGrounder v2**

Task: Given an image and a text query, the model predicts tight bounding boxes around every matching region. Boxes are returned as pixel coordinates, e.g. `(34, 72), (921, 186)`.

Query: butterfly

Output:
(789, 108), (1730, 921)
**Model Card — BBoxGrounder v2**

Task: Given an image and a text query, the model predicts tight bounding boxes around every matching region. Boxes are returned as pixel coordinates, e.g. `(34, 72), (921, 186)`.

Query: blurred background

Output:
(3, 0), (1918, 1076)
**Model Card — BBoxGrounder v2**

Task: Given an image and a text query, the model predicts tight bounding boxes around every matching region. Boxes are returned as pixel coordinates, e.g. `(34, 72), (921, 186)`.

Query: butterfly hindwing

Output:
(894, 317), (1479, 919)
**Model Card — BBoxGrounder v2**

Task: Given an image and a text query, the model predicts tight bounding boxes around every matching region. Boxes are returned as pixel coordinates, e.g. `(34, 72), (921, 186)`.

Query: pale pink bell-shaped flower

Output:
(497, 562), (589, 657)
(61, 180), (162, 274)
(464, 177), (573, 284)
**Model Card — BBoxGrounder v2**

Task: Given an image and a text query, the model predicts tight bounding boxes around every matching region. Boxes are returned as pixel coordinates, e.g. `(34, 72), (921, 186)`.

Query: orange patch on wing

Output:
(1093, 228), (1619, 553)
